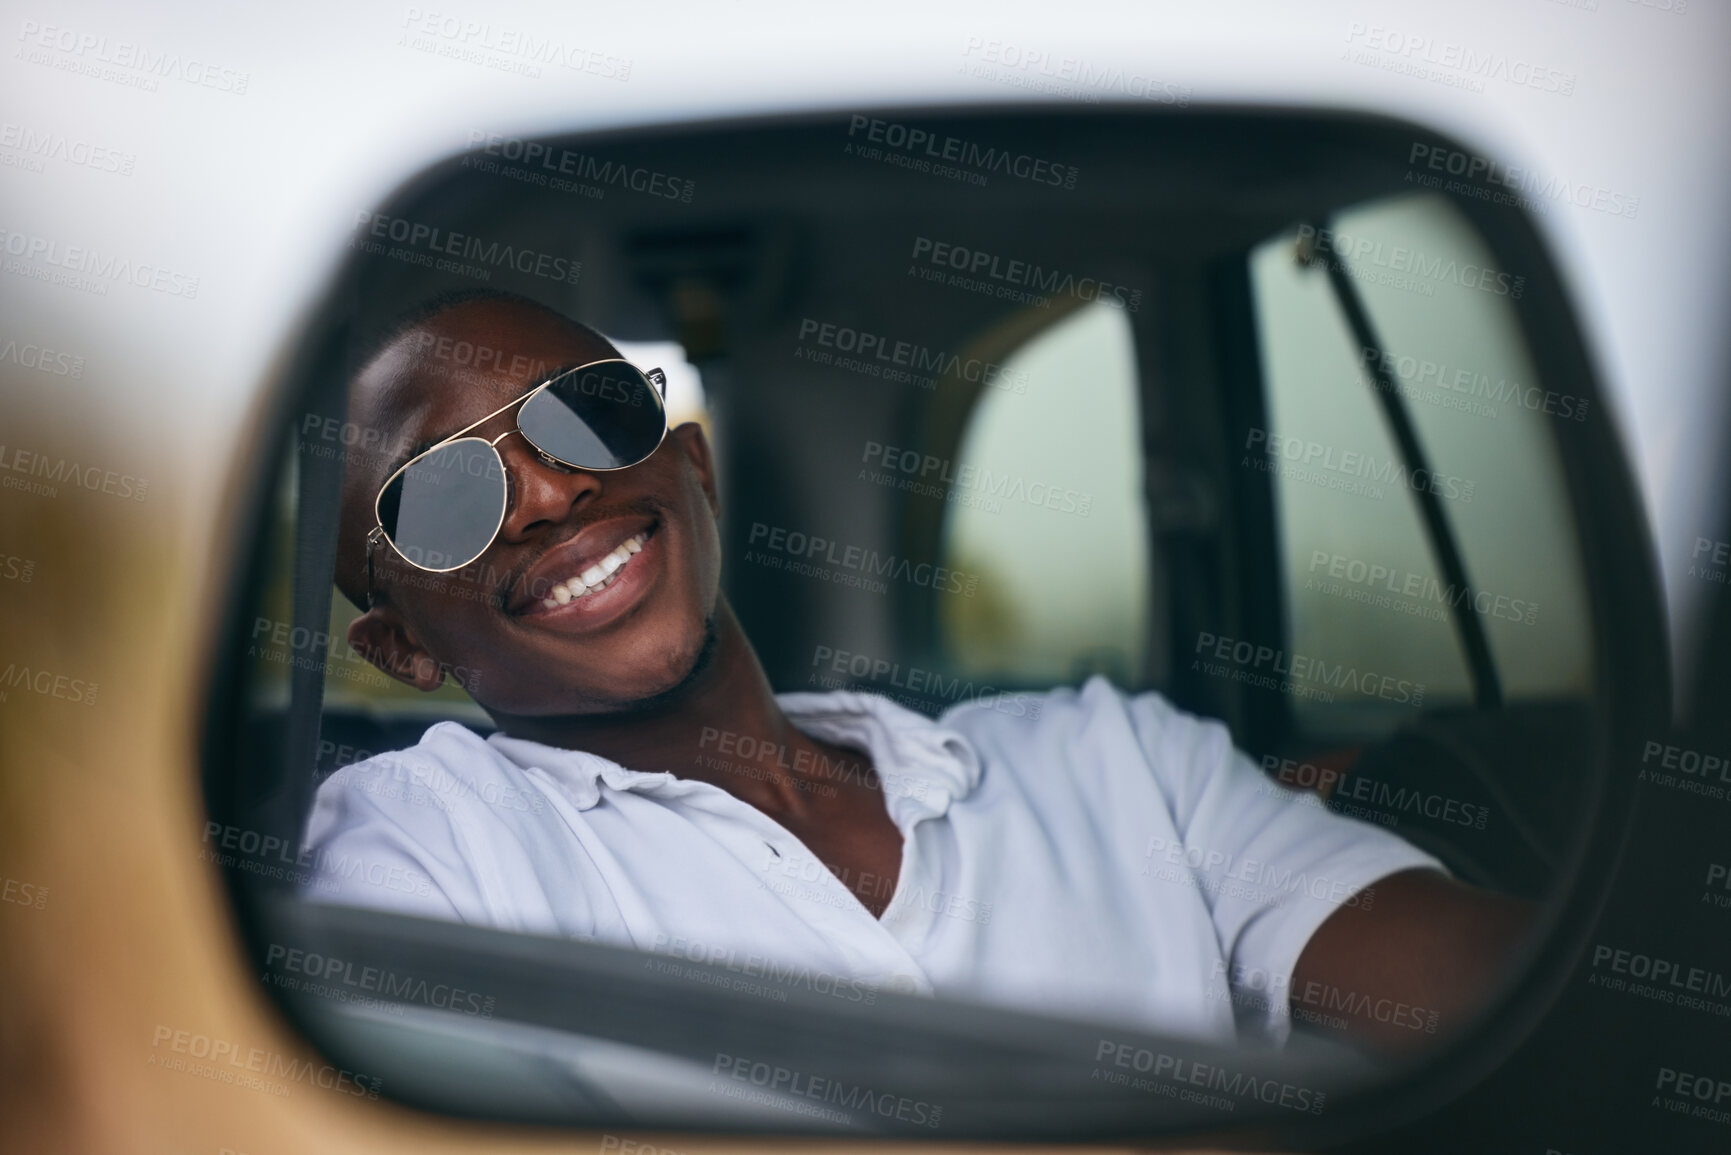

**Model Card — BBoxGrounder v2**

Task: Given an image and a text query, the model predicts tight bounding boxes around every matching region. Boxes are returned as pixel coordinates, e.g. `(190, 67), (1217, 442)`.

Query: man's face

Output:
(341, 300), (721, 716)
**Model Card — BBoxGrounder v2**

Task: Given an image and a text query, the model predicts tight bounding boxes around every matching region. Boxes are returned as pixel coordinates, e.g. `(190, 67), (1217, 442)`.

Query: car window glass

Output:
(938, 300), (1149, 686)
(1250, 192), (1592, 739)
(1332, 193), (1591, 700)
(1250, 223), (1473, 734)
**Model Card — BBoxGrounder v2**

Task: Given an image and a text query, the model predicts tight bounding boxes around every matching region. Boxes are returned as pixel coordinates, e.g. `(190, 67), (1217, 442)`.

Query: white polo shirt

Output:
(302, 676), (1442, 1046)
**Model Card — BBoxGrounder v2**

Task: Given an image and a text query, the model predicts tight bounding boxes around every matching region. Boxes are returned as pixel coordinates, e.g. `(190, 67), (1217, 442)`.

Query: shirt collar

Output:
(480, 689), (983, 815)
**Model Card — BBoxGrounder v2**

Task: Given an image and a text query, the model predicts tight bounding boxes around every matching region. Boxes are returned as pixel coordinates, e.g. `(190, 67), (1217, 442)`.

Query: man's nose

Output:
(495, 434), (602, 540)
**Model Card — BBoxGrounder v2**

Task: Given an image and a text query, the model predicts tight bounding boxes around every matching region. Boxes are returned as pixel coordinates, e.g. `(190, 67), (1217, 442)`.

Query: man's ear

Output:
(346, 609), (446, 692)
(670, 421), (720, 519)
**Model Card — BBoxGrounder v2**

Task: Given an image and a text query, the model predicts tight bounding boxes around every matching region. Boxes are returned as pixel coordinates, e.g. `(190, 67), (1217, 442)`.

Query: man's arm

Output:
(1291, 867), (1535, 1055)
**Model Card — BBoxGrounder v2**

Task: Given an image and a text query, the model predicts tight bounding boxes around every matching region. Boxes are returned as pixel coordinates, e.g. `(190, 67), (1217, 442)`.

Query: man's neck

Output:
(487, 604), (871, 819)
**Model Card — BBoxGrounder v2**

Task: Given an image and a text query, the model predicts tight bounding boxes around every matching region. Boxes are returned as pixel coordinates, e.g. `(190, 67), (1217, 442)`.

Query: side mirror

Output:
(200, 107), (1667, 1143)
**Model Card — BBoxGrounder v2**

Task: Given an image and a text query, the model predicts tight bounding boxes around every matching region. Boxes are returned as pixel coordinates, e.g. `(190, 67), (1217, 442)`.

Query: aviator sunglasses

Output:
(365, 358), (667, 607)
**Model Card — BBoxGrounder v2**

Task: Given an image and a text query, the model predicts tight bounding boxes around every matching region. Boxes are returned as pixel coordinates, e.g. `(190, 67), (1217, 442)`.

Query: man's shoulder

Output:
(935, 675), (1231, 795)
(321, 718), (498, 774)
(312, 720), (528, 817)
(936, 674), (1184, 735)
(777, 678), (1107, 731)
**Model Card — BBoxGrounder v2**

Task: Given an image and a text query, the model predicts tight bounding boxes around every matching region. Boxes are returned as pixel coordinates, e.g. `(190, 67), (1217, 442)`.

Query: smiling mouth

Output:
(536, 527), (654, 609)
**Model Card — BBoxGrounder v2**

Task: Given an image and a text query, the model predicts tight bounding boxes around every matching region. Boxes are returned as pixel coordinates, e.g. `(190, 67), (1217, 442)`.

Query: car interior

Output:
(199, 107), (1666, 1141)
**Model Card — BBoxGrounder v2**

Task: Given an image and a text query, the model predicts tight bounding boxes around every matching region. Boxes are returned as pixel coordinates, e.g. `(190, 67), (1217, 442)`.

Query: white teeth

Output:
(540, 531), (650, 609)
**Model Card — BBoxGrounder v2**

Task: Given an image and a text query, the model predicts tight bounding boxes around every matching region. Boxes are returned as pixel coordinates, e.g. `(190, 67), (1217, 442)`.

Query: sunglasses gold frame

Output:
(365, 358), (667, 608)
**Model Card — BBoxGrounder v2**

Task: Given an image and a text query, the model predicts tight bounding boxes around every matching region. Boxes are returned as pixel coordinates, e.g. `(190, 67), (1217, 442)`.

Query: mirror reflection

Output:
(222, 115), (1606, 1130)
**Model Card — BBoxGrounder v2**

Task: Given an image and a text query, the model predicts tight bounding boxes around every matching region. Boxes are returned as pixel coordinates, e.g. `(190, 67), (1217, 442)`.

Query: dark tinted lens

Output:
(377, 439), (506, 571)
(518, 362), (666, 470)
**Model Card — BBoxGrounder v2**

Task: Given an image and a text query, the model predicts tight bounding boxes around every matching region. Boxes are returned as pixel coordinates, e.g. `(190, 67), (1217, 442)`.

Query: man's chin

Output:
(480, 612), (720, 720)
(613, 612), (720, 715)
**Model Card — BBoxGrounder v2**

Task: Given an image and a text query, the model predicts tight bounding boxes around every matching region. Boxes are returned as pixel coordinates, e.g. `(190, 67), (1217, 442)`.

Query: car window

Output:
(1249, 191), (1593, 739)
(937, 299), (1150, 686)
(1331, 195), (1591, 699)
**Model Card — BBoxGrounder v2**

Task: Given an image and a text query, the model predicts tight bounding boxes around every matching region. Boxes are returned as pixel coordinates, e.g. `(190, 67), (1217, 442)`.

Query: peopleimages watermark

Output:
(1406, 141), (1639, 221)
(696, 724), (931, 802)
(350, 210), (582, 285)
(845, 115), (1078, 190)
(1690, 537), (1730, 587)
(1259, 753), (1491, 832)
(462, 130), (693, 203)
(0, 439), (150, 502)
(760, 844), (994, 927)
(298, 413), (420, 476)
(0, 120), (135, 176)
(1703, 862), (1731, 911)
(398, 8), (631, 80)
(1304, 549), (1538, 627)
(754, 834), (990, 928)
(1654, 1065), (1731, 1127)
(319, 742), (547, 817)
(759, 853), (898, 922)
(1587, 943), (1731, 1019)
(1297, 222), (1524, 299)
(693, 745), (837, 800)
(148, 1025), (381, 1099)
(959, 38), (1191, 106)
(807, 644), (1044, 721)
(1141, 834), (1379, 911)
(1, 874), (48, 911)
(1092, 1038), (1325, 1114)
(1243, 428), (1475, 505)
(324, 503), (574, 607)
(795, 317), (1030, 395)
(909, 235), (1142, 312)
(1545, 0), (1689, 15)
(201, 820), (429, 899)
(1210, 960), (1441, 1036)
(1342, 23), (1576, 97)
(15, 20), (250, 95)
(0, 225), (199, 298)
(0, 661), (98, 708)
(409, 328), (558, 383)
(264, 943), (496, 1019)
(0, 554), (34, 583)
(1639, 739), (1731, 803)
(744, 522), (980, 598)
(647, 934), (880, 1006)
(0, 335), (84, 378)
(859, 440), (1090, 519)
(711, 1052), (943, 1128)
(1192, 631), (1426, 706)
(600, 1139), (688, 1155)
(1360, 346), (1588, 424)
(248, 615), (484, 694)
